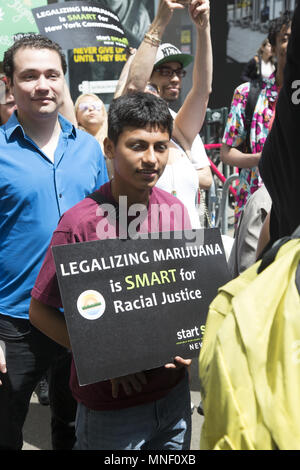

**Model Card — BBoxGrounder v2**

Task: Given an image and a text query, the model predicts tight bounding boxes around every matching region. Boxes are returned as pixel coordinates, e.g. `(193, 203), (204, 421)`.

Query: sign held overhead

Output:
(32, 1), (129, 50)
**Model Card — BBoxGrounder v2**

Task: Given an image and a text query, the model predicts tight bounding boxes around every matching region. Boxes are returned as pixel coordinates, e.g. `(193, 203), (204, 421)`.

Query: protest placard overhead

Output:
(32, 1), (129, 50)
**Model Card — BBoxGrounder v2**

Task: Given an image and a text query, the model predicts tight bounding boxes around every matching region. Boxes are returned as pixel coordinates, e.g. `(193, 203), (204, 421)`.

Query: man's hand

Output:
(189, 0), (210, 29)
(0, 341), (7, 386)
(125, 47), (136, 60)
(164, 356), (192, 369)
(110, 372), (147, 399)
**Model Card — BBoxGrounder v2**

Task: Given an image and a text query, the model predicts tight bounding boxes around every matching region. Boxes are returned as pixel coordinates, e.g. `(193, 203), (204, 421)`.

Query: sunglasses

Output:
(155, 67), (186, 78)
(78, 102), (102, 112)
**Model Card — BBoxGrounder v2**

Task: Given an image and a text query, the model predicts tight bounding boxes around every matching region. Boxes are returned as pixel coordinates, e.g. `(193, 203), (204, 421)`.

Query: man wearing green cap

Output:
(150, 40), (212, 192)
(150, 42), (193, 102)
(123, 0), (212, 193)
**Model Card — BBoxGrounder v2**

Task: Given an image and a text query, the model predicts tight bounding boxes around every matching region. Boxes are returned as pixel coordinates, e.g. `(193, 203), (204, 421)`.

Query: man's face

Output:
(10, 47), (65, 122)
(273, 22), (291, 69)
(104, 125), (170, 197)
(150, 61), (184, 102)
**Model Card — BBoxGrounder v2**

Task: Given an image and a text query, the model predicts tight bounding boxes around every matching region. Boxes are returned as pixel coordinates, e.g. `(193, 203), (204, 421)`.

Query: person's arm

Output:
(256, 210), (270, 259)
(110, 356), (192, 398)
(123, 0), (185, 94)
(174, 0), (212, 148)
(221, 80), (262, 170)
(29, 228), (73, 350)
(221, 144), (261, 168)
(59, 79), (77, 126)
(113, 47), (137, 99)
(197, 165), (212, 190)
(0, 341), (6, 386)
(190, 133), (212, 189)
(30, 298), (149, 398)
(29, 298), (71, 350)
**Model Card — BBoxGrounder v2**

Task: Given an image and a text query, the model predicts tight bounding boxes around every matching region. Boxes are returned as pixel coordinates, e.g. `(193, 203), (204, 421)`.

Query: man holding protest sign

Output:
(30, 91), (194, 450)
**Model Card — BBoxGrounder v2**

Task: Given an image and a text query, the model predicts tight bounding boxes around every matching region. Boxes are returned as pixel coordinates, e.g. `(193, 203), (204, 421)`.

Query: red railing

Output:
(204, 143), (237, 198)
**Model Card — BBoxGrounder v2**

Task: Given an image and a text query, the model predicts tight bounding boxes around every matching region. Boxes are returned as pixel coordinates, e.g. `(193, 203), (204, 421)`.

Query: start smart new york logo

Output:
(77, 290), (106, 320)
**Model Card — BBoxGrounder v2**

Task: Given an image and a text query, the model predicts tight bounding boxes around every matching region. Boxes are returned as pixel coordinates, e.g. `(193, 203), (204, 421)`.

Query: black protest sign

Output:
(32, 1), (128, 50)
(52, 229), (230, 385)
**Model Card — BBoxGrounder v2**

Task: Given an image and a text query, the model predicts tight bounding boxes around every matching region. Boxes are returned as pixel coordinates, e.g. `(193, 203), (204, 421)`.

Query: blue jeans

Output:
(74, 373), (191, 450)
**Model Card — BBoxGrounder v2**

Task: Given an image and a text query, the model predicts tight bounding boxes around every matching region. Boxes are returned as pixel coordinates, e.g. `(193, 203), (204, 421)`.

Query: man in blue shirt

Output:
(0, 35), (108, 450)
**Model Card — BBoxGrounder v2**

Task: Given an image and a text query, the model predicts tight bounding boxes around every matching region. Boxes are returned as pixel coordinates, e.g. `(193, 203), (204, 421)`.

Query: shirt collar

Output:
(3, 111), (77, 141)
(57, 113), (77, 138)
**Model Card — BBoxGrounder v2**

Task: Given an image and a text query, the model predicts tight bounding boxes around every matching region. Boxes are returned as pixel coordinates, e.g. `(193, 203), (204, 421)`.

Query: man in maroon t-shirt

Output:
(30, 92), (193, 450)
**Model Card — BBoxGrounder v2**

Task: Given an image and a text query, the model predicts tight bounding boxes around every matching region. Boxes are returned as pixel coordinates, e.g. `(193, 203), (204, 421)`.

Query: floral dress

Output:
(222, 73), (278, 226)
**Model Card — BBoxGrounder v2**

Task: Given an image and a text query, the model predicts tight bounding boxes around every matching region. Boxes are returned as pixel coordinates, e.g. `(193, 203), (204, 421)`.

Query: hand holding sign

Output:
(110, 356), (191, 398)
(111, 372), (147, 398)
(164, 356), (192, 369)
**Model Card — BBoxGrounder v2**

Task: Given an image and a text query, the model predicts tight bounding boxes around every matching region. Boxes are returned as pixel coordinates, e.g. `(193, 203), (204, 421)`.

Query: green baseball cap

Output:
(154, 43), (193, 69)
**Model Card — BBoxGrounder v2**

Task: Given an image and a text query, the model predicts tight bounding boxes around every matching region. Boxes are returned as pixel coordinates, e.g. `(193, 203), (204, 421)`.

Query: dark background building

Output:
(1, 0), (299, 112)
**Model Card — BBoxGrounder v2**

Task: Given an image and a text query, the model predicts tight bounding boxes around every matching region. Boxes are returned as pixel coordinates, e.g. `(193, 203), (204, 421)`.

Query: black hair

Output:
(3, 34), (67, 81)
(107, 92), (173, 144)
(268, 10), (292, 47)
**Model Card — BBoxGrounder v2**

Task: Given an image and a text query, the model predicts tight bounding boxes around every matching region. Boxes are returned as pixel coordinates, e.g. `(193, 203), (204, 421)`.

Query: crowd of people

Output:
(0, 0), (299, 451)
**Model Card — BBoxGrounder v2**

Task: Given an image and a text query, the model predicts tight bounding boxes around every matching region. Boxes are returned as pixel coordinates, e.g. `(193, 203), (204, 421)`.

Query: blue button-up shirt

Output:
(0, 112), (108, 319)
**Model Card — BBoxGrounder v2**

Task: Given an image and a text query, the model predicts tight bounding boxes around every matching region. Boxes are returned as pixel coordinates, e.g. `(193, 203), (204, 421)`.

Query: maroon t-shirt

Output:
(32, 182), (191, 410)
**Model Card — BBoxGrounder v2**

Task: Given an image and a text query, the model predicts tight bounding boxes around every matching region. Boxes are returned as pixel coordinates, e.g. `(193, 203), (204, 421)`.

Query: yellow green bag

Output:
(199, 229), (300, 450)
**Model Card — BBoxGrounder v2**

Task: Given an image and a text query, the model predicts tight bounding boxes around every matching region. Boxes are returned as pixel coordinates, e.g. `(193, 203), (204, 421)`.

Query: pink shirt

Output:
(32, 182), (191, 410)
